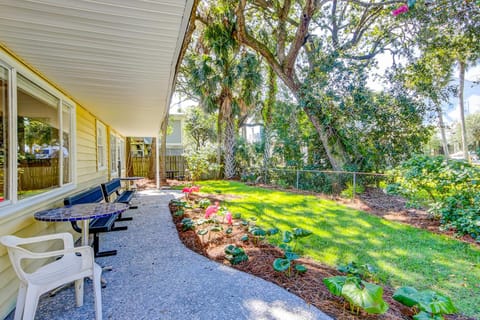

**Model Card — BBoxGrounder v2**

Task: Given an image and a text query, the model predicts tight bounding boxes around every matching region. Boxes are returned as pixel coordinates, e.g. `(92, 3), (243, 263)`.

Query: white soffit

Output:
(0, 0), (193, 137)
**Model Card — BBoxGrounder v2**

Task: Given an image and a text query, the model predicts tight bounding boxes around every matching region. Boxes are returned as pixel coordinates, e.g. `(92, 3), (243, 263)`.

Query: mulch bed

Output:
(168, 191), (474, 320)
(132, 178), (475, 319)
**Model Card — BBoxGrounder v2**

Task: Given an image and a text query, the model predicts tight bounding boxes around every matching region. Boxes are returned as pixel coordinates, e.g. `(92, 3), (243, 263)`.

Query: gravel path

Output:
(8, 190), (331, 320)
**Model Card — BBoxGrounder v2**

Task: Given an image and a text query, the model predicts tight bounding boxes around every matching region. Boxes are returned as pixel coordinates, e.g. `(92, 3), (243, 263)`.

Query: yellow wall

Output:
(0, 53), (123, 318)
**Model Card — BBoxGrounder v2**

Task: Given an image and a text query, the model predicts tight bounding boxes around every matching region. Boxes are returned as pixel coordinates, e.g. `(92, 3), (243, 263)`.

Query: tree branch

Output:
(341, 0), (404, 8)
(235, 0), (300, 93)
(284, 0), (316, 78)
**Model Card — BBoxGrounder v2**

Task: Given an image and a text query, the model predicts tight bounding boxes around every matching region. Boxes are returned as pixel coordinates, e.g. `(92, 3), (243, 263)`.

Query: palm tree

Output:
(181, 2), (261, 179)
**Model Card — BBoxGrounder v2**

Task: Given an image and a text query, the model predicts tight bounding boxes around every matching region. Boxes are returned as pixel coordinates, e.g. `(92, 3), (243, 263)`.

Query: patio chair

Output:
(0, 233), (102, 320)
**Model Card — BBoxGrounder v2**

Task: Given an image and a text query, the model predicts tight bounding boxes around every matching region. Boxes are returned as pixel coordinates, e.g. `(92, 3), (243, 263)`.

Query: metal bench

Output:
(64, 186), (126, 257)
(101, 178), (138, 215)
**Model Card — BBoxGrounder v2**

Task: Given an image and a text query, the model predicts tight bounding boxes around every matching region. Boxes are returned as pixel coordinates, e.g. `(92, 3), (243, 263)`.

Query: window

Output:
(0, 58), (74, 207)
(0, 65), (8, 203)
(96, 121), (107, 170)
(109, 134), (125, 178)
(110, 133), (117, 177)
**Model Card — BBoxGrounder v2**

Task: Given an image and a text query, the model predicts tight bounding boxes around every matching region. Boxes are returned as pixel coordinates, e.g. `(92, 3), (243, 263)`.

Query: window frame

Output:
(0, 51), (76, 215)
(96, 120), (107, 171)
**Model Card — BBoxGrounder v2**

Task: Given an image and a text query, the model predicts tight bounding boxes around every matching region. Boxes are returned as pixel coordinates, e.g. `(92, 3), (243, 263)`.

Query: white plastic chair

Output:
(0, 233), (102, 320)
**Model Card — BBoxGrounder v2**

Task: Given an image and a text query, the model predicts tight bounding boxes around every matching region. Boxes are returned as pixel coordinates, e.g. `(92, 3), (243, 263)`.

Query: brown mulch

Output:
(140, 178), (475, 319)
(168, 193), (474, 320)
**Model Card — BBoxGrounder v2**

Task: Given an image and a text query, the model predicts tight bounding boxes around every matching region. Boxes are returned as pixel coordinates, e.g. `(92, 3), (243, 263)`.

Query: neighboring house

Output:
(128, 113), (186, 157)
(166, 112), (186, 156)
(0, 1), (193, 318)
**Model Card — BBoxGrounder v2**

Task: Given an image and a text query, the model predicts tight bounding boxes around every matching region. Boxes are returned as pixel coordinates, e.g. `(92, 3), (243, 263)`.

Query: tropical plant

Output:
(393, 286), (457, 319)
(198, 198), (211, 209)
(323, 276), (389, 315)
(180, 0), (262, 178)
(224, 244), (248, 265)
(337, 261), (379, 282)
(181, 218), (195, 231)
(273, 228), (311, 276)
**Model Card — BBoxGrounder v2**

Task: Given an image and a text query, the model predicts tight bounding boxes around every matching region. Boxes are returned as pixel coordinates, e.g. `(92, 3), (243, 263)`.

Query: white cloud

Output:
(465, 65), (480, 82)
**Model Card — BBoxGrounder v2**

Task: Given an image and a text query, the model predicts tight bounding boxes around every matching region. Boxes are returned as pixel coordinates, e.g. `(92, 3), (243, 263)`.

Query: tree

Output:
(234, 0), (414, 170)
(413, 0), (480, 160)
(180, 1), (262, 178)
(184, 106), (217, 152)
(400, 51), (454, 157)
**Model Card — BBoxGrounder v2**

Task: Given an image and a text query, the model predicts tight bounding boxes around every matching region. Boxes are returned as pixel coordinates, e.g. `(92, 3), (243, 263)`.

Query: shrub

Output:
(389, 155), (480, 238)
(340, 182), (365, 198)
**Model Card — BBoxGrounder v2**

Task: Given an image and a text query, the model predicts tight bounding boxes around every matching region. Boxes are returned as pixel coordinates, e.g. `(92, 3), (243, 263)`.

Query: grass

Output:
(195, 180), (480, 318)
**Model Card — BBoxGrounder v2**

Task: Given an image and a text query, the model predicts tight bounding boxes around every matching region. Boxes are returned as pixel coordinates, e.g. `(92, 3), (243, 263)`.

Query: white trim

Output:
(96, 120), (107, 171)
(0, 50), (77, 215)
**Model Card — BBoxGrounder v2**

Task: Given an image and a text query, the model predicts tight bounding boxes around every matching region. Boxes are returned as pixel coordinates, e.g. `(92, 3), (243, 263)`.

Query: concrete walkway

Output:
(9, 190), (332, 320)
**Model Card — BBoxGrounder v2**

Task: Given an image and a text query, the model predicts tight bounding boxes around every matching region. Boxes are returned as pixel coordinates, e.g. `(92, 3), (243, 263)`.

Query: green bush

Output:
(389, 155), (480, 238)
(341, 182), (365, 198)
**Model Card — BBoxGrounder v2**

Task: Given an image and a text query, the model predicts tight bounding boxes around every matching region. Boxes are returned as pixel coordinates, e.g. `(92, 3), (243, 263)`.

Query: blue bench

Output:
(64, 186), (127, 257)
(101, 179), (137, 217)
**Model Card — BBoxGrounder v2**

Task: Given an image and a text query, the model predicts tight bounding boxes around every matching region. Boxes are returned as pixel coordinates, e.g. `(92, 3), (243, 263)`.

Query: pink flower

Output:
(392, 4), (408, 16)
(182, 187), (192, 193)
(205, 204), (219, 218)
(191, 186), (200, 192)
(226, 211), (233, 225)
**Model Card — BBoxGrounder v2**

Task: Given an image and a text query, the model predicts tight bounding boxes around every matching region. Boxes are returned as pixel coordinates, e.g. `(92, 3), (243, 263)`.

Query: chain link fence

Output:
(243, 167), (392, 199)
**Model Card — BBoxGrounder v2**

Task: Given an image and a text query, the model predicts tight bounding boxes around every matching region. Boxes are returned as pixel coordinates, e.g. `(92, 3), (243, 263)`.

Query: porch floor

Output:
(7, 190), (331, 320)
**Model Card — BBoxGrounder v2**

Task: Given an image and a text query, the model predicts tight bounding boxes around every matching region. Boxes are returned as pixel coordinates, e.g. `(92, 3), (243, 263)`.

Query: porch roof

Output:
(0, 0), (193, 137)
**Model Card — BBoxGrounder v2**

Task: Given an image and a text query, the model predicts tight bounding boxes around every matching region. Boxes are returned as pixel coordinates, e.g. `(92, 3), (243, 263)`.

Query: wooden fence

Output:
(132, 155), (186, 178)
(13, 156), (185, 191)
(18, 159), (70, 191)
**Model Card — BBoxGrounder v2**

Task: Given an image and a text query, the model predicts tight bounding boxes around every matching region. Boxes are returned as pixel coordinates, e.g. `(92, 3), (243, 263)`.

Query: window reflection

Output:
(62, 104), (71, 184)
(17, 74), (60, 199)
(0, 66), (8, 203)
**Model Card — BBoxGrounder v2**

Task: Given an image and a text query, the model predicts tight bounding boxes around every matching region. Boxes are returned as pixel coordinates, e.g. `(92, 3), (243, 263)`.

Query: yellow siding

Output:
(0, 107), (112, 319)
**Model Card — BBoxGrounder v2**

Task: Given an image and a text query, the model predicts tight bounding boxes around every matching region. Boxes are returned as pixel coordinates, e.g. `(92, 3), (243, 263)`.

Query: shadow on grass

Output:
(197, 180), (480, 318)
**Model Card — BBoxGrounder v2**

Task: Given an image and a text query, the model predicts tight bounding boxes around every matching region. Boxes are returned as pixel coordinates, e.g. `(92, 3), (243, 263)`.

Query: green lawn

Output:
(196, 180), (480, 318)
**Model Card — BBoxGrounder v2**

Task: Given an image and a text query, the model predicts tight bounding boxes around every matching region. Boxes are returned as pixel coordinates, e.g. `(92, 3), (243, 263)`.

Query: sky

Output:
(368, 54), (480, 124)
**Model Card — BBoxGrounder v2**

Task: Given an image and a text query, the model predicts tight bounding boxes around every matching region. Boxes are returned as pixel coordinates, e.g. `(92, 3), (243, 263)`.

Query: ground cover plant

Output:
(388, 155), (480, 240)
(172, 180), (480, 318)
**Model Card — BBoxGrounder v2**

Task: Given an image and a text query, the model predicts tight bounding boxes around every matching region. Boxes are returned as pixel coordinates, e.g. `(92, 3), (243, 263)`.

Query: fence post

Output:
(352, 172), (356, 201)
(296, 170), (300, 189)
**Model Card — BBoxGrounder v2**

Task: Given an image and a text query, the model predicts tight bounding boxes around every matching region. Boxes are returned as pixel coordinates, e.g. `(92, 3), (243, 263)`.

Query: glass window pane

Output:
(0, 65), (8, 202)
(62, 103), (72, 184)
(110, 134), (117, 175)
(97, 121), (107, 169)
(17, 74), (60, 200)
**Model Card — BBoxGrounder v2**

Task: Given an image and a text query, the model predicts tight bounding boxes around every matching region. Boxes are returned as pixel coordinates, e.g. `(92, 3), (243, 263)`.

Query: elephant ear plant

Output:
(323, 276), (389, 315)
(393, 286), (456, 319)
(323, 260), (388, 315)
(224, 245), (248, 265)
(272, 228), (311, 277)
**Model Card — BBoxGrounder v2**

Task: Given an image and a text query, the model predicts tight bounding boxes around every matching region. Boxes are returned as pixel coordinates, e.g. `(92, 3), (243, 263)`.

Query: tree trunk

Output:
(435, 104), (449, 157)
(224, 117), (236, 179)
(126, 137), (134, 176)
(148, 137), (156, 179)
(459, 61), (469, 161)
(302, 106), (348, 171)
(216, 107), (224, 178)
(262, 66), (276, 183)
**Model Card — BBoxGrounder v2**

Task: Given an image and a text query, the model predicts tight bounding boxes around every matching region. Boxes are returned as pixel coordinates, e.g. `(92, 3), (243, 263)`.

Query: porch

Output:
(6, 189), (330, 320)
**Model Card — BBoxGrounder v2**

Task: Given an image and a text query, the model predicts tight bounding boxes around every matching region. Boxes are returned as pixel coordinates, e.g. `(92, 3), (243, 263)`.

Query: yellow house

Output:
(0, 1), (193, 318)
